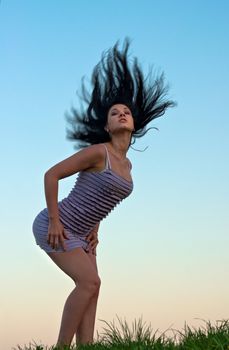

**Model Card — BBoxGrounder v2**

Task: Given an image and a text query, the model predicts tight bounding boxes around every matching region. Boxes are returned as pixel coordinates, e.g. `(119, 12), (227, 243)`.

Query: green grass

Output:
(13, 316), (229, 350)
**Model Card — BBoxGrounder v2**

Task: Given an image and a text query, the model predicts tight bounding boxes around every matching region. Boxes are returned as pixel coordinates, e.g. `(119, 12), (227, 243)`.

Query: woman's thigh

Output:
(47, 247), (100, 286)
(86, 251), (98, 274)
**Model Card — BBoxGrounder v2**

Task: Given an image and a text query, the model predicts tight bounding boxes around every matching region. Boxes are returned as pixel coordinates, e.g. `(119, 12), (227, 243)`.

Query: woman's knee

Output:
(80, 274), (101, 296)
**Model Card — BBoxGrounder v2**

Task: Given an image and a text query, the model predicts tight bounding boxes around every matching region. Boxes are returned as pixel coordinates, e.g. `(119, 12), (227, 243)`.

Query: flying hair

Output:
(64, 37), (177, 151)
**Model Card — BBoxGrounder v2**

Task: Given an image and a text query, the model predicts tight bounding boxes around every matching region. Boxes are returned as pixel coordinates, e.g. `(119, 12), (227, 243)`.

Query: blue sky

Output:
(0, 1), (229, 349)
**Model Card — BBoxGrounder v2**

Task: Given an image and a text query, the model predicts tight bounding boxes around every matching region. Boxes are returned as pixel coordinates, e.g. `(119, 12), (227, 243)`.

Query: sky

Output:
(0, 0), (229, 349)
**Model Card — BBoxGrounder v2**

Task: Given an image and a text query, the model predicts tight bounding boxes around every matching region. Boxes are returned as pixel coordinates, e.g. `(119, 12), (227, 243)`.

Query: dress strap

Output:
(127, 158), (132, 172)
(102, 144), (112, 170)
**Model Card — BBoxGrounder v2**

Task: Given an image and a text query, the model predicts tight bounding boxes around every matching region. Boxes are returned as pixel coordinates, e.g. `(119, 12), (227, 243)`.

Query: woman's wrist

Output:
(48, 216), (60, 223)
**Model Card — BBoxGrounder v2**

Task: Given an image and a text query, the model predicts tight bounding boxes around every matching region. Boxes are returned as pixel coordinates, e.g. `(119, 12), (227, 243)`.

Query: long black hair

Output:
(65, 37), (177, 150)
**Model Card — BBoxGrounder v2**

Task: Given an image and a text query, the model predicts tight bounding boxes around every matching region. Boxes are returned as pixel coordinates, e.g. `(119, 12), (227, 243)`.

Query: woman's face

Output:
(105, 103), (135, 135)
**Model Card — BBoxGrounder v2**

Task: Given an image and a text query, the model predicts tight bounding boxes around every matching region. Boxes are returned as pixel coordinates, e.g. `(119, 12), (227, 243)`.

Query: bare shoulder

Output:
(45, 143), (106, 180)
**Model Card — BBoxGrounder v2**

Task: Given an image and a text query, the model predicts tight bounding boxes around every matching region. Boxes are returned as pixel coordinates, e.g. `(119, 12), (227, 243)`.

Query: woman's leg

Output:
(76, 251), (100, 345)
(46, 247), (101, 347)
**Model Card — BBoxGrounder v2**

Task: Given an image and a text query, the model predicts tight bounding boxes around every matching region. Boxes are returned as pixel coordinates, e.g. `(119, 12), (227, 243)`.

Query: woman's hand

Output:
(85, 231), (99, 255)
(47, 219), (69, 251)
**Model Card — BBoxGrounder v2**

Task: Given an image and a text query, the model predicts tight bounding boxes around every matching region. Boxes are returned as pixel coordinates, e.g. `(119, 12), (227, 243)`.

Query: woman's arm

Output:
(45, 144), (104, 180)
(44, 173), (60, 221)
(44, 144), (104, 221)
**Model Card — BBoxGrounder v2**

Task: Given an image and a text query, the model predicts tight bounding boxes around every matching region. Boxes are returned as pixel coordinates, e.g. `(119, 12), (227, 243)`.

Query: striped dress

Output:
(32, 143), (134, 253)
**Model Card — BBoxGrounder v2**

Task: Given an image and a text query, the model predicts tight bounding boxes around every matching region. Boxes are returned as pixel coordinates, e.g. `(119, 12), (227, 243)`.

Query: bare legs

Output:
(47, 247), (101, 347)
(75, 252), (100, 345)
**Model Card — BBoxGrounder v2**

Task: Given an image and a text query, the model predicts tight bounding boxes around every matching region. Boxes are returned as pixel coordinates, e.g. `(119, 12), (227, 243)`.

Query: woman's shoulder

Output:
(85, 142), (106, 154)
(126, 158), (132, 170)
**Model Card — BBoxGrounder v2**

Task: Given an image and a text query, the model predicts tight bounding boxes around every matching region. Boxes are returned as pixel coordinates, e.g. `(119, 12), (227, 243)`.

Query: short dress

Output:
(32, 143), (134, 253)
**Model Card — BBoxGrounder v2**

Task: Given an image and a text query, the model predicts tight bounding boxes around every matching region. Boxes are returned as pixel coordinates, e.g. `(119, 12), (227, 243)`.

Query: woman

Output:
(32, 37), (176, 347)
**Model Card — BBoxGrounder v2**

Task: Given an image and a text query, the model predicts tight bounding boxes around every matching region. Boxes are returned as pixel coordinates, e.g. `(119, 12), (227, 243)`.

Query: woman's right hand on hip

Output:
(47, 220), (69, 251)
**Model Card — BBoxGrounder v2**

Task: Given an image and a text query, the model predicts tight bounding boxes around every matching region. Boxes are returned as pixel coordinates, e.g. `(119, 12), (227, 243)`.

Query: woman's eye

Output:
(111, 111), (130, 116)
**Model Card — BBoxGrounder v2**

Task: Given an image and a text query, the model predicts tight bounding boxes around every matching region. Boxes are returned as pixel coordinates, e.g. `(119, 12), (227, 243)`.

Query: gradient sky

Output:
(1, 1), (229, 349)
